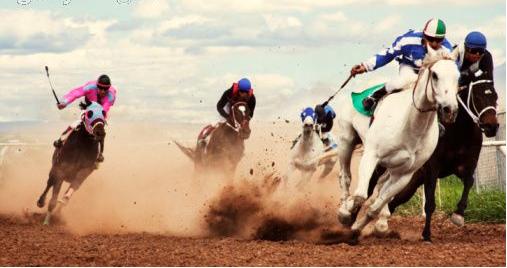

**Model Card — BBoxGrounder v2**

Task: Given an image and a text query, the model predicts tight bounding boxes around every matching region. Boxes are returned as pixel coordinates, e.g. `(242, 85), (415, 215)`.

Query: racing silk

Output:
(216, 86), (256, 118)
(362, 30), (453, 72)
(62, 80), (117, 118)
(316, 105), (336, 133)
(454, 43), (494, 87)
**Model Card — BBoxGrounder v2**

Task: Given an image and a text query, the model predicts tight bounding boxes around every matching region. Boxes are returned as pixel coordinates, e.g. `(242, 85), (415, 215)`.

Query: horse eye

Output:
(484, 89), (493, 95)
(102, 110), (106, 117)
(432, 72), (438, 80)
(87, 110), (93, 118)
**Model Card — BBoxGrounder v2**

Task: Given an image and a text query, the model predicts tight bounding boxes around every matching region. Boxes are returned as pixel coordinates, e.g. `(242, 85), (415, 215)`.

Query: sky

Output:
(0, 0), (505, 123)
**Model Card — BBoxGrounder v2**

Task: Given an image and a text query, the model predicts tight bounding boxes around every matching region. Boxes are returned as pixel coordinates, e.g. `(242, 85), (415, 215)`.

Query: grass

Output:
(396, 175), (505, 223)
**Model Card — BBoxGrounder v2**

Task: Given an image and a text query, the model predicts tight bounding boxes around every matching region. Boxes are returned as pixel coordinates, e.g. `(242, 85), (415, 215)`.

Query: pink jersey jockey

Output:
(61, 80), (117, 117)
(54, 75), (117, 163)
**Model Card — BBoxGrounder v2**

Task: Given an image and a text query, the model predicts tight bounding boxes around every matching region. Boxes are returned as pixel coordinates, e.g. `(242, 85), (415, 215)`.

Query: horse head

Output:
(459, 80), (499, 137)
(420, 46), (460, 123)
(229, 102), (251, 139)
(83, 101), (106, 141)
(300, 107), (316, 138)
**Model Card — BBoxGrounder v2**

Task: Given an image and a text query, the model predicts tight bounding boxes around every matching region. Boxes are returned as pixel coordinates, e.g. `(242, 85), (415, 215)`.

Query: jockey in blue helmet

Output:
(216, 78), (256, 120)
(314, 103), (338, 151)
(453, 31), (494, 87)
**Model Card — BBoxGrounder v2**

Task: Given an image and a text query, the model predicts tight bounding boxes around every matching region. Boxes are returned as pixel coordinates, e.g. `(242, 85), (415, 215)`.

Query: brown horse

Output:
(37, 102), (106, 225)
(366, 79), (499, 242)
(176, 102), (251, 176)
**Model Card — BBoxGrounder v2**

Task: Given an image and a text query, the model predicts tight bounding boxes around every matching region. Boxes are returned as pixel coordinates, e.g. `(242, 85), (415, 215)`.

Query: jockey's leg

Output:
(321, 131), (338, 152)
(363, 64), (418, 111)
(53, 119), (81, 148)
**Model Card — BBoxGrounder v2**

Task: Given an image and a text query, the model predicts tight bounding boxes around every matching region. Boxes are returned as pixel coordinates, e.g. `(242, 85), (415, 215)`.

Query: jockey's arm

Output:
(363, 32), (406, 72)
(61, 83), (87, 107)
(216, 88), (232, 118)
(248, 95), (256, 118)
(101, 87), (117, 118)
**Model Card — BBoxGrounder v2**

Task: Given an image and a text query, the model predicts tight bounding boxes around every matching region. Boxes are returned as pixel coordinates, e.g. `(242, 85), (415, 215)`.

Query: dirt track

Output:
(0, 214), (504, 266)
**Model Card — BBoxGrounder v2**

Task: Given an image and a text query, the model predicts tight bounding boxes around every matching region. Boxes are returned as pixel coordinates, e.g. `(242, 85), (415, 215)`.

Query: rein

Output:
(411, 62), (438, 113)
(226, 102), (247, 133)
(457, 79), (497, 124)
(411, 55), (454, 113)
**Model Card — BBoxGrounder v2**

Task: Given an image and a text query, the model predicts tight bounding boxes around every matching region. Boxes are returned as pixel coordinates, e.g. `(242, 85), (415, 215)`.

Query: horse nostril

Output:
(442, 106), (451, 114)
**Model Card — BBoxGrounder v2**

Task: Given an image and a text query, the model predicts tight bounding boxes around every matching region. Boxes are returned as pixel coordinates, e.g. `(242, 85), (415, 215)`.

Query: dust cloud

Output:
(0, 120), (362, 240)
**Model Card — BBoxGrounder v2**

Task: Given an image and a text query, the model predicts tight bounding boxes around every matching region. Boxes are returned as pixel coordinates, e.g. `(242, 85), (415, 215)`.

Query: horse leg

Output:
(339, 150), (378, 226)
(44, 177), (63, 225)
(451, 174), (474, 227)
(421, 177), (437, 242)
(336, 143), (356, 225)
(37, 172), (56, 208)
(350, 172), (413, 244)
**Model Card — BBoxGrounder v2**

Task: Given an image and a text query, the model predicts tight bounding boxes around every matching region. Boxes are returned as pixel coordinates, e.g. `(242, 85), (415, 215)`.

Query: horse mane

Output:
(421, 48), (453, 68)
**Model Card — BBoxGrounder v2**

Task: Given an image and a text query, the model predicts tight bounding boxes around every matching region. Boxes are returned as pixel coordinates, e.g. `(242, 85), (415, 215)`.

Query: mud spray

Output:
(0, 121), (361, 243)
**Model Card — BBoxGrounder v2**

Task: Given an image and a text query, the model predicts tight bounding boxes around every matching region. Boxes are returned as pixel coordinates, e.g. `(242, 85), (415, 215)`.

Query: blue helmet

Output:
(300, 107), (316, 123)
(238, 78), (252, 92)
(465, 31), (487, 49)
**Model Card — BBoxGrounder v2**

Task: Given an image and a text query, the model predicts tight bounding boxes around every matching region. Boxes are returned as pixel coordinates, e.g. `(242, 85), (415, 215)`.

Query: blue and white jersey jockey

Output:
(351, 18), (454, 111)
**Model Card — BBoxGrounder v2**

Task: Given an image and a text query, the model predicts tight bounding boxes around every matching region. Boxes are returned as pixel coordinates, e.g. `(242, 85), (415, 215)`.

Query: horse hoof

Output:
(347, 230), (361, 245)
(375, 223), (389, 234)
(337, 209), (353, 227)
(450, 213), (465, 227)
(37, 199), (45, 208)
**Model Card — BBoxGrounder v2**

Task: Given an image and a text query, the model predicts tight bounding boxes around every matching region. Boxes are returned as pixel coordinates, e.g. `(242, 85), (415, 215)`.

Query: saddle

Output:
(351, 83), (385, 116)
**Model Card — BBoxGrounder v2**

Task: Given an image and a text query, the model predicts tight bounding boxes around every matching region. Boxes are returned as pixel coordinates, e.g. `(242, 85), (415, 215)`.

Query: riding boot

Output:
(53, 126), (73, 148)
(53, 139), (63, 148)
(363, 87), (388, 111)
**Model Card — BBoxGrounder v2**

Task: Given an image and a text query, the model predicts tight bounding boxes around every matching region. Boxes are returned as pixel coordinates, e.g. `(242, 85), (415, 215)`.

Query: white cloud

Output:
(263, 15), (302, 32)
(133, 0), (170, 19)
(320, 11), (348, 22)
(0, 9), (92, 53)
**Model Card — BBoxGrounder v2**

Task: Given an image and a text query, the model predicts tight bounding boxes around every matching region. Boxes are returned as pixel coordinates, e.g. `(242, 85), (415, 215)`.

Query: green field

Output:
(396, 175), (506, 223)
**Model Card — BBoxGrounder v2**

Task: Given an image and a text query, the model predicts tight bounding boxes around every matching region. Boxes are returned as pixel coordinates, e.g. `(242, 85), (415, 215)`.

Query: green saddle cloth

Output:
(351, 83), (385, 116)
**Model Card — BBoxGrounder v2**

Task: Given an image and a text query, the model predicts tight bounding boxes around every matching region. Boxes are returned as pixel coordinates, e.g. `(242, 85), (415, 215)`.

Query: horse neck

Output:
(300, 131), (316, 149)
(405, 69), (437, 138)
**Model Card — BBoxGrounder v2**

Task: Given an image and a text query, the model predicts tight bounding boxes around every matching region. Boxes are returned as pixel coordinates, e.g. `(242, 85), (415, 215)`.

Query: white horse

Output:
(333, 47), (460, 243)
(284, 107), (333, 188)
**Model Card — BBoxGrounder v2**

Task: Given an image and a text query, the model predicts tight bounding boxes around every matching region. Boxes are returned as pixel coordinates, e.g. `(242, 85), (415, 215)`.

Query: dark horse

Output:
(366, 79), (499, 241)
(175, 102), (251, 176)
(37, 102), (106, 225)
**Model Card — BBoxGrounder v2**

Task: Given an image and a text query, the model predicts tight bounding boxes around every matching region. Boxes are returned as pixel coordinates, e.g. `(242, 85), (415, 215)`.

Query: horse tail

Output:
(174, 141), (196, 162)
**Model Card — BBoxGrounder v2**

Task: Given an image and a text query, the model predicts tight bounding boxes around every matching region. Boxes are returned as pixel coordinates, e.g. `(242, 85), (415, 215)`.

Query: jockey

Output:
(314, 103), (338, 151)
(453, 31), (494, 88)
(216, 78), (256, 121)
(350, 18), (454, 111)
(197, 78), (256, 148)
(53, 74), (117, 162)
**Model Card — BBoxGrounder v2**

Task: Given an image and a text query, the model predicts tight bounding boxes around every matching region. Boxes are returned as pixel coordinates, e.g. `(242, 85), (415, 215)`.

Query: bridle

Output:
(411, 57), (453, 113)
(457, 79), (497, 124)
(226, 102), (248, 133)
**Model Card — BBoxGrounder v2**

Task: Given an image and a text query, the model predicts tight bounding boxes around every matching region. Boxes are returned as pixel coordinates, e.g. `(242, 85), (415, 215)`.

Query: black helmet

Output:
(97, 74), (111, 90)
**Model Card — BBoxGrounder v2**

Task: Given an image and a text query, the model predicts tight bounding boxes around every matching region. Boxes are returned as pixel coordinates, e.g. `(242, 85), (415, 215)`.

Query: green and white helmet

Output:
(423, 18), (446, 39)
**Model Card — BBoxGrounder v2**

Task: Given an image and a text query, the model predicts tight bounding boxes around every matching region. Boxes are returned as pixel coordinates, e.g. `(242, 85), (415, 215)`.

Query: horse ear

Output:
(86, 110), (93, 119)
